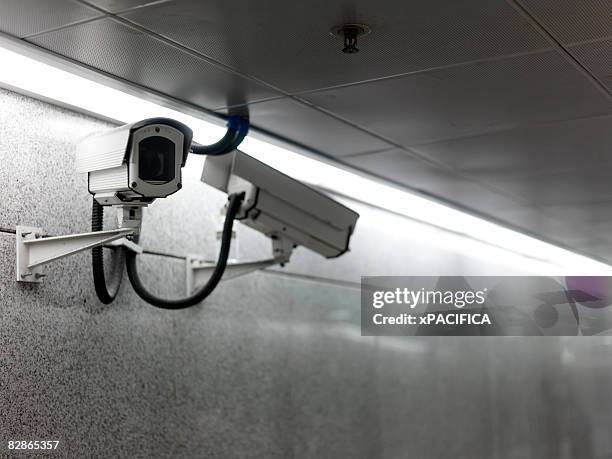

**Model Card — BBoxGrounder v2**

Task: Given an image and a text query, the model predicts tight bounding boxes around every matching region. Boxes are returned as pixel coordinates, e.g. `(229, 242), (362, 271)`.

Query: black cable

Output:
(125, 192), (245, 309)
(91, 199), (125, 304)
(190, 116), (249, 156)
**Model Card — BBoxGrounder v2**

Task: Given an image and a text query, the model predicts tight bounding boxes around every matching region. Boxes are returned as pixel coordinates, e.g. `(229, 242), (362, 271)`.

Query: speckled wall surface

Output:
(1, 88), (612, 458)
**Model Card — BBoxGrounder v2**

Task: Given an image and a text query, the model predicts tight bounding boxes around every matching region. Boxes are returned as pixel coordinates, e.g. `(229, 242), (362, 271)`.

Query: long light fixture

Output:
(1, 42), (610, 275)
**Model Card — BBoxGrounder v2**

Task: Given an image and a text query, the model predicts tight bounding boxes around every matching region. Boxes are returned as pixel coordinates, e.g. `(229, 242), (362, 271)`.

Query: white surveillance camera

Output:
(76, 118), (193, 206)
(201, 150), (359, 258)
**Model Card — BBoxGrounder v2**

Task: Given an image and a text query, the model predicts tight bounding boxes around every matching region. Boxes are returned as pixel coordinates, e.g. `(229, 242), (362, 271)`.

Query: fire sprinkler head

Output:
(329, 23), (371, 54)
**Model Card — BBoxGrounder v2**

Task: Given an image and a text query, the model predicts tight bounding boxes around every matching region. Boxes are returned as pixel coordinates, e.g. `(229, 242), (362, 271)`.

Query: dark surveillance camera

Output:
(76, 118), (193, 206)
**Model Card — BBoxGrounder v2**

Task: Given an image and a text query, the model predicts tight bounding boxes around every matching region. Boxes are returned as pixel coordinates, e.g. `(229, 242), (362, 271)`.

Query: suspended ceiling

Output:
(1, 0), (611, 262)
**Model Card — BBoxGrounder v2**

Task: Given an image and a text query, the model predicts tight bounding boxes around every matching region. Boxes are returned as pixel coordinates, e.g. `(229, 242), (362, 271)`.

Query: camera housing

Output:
(201, 150), (359, 258)
(76, 118), (193, 206)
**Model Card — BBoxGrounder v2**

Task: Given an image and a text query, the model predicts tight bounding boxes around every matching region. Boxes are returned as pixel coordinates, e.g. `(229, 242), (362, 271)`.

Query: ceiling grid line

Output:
(506, 0), (612, 101)
(20, 14), (108, 40)
(285, 48), (555, 99)
(2, 29), (282, 119)
(567, 35), (612, 47)
(74, 0), (294, 97)
(107, 15), (285, 95)
(399, 112), (612, 149)
(109, 0), (177, 16)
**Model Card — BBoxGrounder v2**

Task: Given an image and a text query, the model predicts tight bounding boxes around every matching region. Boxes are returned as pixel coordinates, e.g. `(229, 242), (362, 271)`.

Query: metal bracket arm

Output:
(185, 236), (295, 294)
(106, 237), (143, 254)
(16, 225), (134, 283)
(185, 257), (278, 295)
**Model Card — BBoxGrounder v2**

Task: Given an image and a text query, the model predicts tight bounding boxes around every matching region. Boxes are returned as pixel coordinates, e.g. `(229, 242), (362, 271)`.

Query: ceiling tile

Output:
(219, 98), (391, 157)
(569, 38), (612, 92)
(534, 201), (612, 258)
(473, 166), (612, 206)
(486, 205), (597, 251)
(342, 149), (523, 212)
(0, 0), (101, 37)
(410, 117), (612, 206)
(519, 0), (612, 44)
(28, 18), (282, 109)
(490, 206), (560, 231)
(303, 51), (612, 146)
(411, 116), (612, 176)
(539, 201), (612, 228)
(120, 0), (549, 93)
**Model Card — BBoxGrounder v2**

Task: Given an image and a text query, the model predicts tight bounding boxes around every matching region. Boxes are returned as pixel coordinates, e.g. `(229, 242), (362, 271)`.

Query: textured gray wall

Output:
(1, 88), (612, 458)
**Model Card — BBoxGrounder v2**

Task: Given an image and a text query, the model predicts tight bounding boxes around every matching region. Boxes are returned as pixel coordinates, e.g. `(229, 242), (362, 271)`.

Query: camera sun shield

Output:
(76, 118), (193, 206)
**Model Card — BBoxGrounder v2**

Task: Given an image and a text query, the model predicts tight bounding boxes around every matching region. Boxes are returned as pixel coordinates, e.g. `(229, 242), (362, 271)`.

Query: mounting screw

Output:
(35, 273), (47, 279)
(21, 232), (31, 237)
(330, 23), (371, 54)
(177, 183), (182, 189)
(21, 273), (32, 278)
(131, 182), (138, 188)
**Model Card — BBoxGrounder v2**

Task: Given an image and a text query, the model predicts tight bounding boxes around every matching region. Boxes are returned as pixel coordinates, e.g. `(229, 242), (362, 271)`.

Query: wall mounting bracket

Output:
(185, 236), (294, 294)
(185, 256), (278, 294)
(16, 225), (134, 283)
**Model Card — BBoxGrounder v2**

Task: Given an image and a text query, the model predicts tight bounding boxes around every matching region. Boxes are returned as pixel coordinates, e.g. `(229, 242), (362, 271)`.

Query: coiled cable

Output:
(125, 192), (245, 309)
(91, 199), (125, 304)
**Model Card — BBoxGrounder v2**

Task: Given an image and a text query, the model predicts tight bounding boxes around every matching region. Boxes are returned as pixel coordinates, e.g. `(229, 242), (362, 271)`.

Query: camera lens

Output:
(138, 136), (175, 183)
